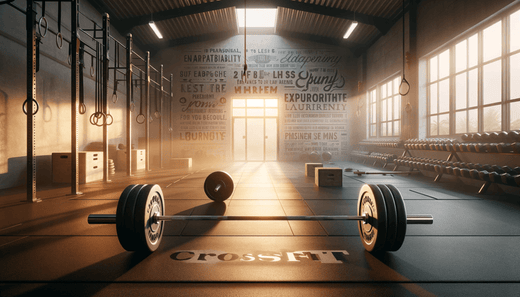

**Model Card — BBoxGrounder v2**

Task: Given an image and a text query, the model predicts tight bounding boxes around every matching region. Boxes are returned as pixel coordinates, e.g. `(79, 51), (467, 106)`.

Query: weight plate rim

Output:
(204, 171), (234, 202)
(386, 184), (407, 251)
(134, 184), (165, 253)
(116, 184), (139, 251)
(376, 184), (398, 252)
(357, 184), (388, 253)
(119, 184), (147, 251)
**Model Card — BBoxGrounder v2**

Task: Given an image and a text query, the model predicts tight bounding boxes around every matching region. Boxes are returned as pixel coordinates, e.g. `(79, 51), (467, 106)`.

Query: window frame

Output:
(367, 74), (402, 139)
(423, 5), (520, 137)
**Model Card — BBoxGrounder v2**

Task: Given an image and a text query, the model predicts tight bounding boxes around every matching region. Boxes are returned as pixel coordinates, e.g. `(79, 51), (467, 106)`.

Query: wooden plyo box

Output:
(305, 163), (323, 177)
(315, 167), (342, 187)
(170, 158), (192, 168)
(116, 149), (146, 171)
(52, 151), (103, 184)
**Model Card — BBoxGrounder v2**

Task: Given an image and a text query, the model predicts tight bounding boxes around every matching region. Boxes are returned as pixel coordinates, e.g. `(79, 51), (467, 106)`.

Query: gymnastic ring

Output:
(95, 112), (106, 127)
(106, 113), (114, 125)
(38, 17), (48, 38)
(56, 32), (63, 49)
(89, 113), (98, 125)
(112, 92), (118, 104)
(90, 66), (95, 77)
(22, 99), (40, 115)
(90, 112), (105, 126)
(136, 114), (146, 124)
(79, 103), (87, 114)
(154, 111), (161, 119)
(399, 77), (410, 96)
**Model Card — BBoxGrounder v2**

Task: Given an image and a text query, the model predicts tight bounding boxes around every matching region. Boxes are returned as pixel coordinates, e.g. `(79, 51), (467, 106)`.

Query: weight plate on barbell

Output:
(134, 184), (165, 252)
(204, 171), (234, 202)
(377, 185), (398, 252)
(357, 184), (388, 253)
(116, 184), (139, 251)
(386, 184), (407, 251)
(118, 184), (148, 251)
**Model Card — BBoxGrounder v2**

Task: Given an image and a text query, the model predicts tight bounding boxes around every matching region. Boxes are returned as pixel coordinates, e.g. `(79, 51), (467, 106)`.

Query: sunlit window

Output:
(367, 75), (401, 138)
(368, 89), (377, 137)
(428, 49), (450, 136)
(237, 9), (277, 28)
(425, 9), (520, 136)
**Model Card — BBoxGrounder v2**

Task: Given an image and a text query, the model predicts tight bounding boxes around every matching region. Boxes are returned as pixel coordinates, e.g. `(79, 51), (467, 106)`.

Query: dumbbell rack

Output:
(396, 138), (520, 194)
(351, 140), (403, 168)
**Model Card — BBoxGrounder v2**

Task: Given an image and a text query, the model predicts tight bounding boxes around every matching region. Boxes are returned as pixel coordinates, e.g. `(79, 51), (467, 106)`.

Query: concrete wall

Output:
(0, 0), (147, 190)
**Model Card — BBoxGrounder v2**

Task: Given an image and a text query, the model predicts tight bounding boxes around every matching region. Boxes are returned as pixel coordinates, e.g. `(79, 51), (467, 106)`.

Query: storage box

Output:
(116, 149), (146, 171)
(305, 163), (323, 177)
(52, 151), (103, 184)
(170, 158), (192, 168)
(315, 167), (342, 187)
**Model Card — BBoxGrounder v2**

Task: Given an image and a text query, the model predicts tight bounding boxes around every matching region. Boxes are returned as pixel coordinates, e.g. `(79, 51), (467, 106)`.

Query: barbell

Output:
(88, 171), (433, 253)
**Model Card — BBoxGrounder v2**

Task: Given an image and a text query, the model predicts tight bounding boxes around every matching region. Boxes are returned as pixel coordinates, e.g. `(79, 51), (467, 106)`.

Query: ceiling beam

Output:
(115, 0), (392, 35)
(147, 30), (237, 55)
(276, 29), (363, 55)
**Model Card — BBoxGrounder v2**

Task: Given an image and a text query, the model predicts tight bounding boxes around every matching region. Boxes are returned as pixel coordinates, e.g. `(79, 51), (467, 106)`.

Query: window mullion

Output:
(478, 30), (484, 133)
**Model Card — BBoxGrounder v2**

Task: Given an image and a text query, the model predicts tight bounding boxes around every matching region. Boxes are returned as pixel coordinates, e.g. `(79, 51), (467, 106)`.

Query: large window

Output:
(367, 75), (401, 138)
(426, 8), (520, 136)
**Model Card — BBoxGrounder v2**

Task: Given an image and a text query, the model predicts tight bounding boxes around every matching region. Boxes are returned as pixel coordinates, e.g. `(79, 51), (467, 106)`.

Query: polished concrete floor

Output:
(1, 161), (519, 296)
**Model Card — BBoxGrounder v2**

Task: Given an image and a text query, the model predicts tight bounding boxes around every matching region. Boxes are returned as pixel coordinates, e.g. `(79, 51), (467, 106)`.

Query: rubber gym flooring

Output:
(1, 161), (519, 296)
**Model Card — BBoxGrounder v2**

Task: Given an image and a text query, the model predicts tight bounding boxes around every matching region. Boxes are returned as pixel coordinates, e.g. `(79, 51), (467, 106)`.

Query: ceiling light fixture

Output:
(149, 13), (163, 39)
(149, 21), (163, 39)
(343, 21), (358, 39)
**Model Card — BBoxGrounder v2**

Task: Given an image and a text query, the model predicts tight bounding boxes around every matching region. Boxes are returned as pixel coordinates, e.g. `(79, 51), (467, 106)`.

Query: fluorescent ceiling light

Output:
(237, 8), (277, 28)
(343, 21), (358, 39)
(149, 21), (163, 39)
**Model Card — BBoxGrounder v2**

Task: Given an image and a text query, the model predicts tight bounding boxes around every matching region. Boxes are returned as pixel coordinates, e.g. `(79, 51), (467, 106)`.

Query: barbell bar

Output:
(87, 172), (434, 254)
(88, 214), (432, 224)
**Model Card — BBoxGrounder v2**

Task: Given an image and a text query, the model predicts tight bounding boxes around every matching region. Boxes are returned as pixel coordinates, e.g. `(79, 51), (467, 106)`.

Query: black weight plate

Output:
(204, 171), (234, 202)
(322, 151), (332, 162)
(377, 185), (398, 252)
(386, 184), (407, 251)
(134, 184), (165, 253)
(116, 184), (140, 251)
(118, 184), (147, 251)
(357, 184), (387, 253)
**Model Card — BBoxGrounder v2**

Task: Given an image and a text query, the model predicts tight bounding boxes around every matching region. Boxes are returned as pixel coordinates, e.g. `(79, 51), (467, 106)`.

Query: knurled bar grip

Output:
(87, 214), (433, 225)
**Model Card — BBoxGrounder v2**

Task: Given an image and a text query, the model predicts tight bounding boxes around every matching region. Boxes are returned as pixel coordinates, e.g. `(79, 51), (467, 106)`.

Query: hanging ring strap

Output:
(399, 0), (410, 97)
(90, 54), (95, 77)
(79, 42), (86, 114)
(37, 2), (48, 38)
(56, 2), (63, 49)
(112, 41), (118, 103)
(136, 72), (145, 124)
(154, 86), (161, 119)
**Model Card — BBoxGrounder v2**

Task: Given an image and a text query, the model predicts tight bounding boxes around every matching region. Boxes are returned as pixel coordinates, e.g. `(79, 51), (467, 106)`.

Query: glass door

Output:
(233, 99), (278, 161)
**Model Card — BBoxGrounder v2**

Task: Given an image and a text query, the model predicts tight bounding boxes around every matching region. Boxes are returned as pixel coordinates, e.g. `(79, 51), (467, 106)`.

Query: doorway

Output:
(232, 99), (278, 161)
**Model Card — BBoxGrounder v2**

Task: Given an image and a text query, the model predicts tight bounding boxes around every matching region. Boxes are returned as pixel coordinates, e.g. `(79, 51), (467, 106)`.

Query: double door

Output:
(233, 117), (277, 161)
